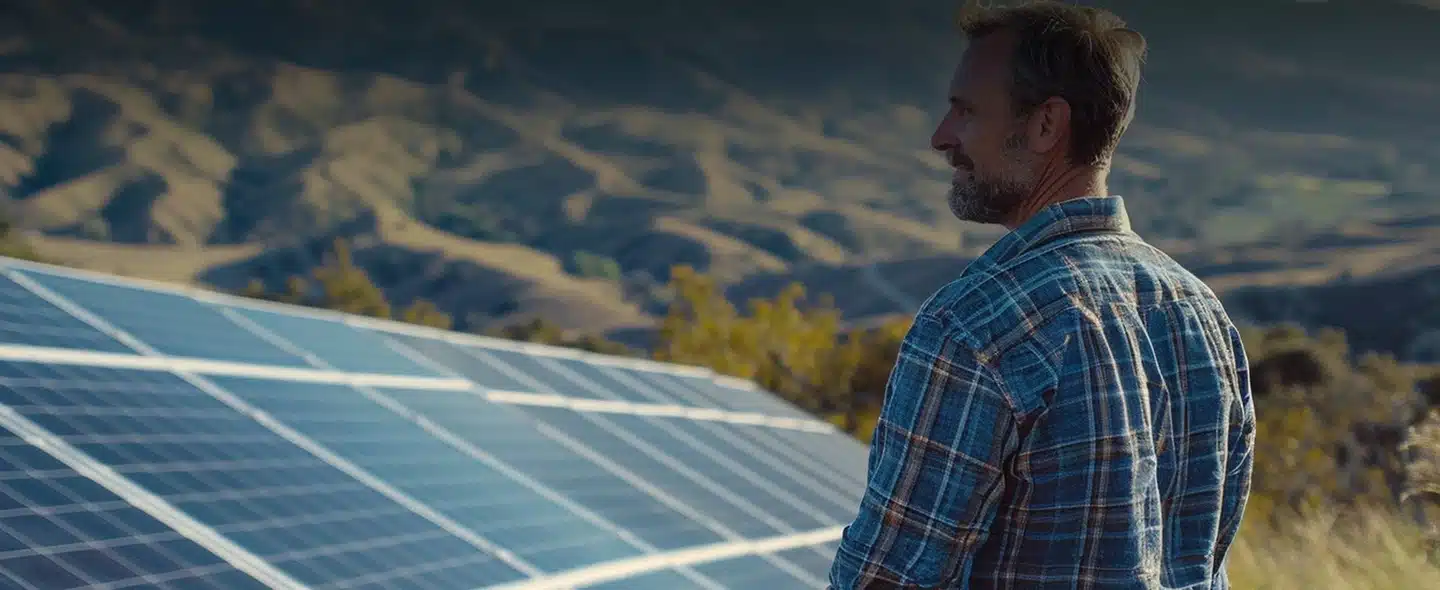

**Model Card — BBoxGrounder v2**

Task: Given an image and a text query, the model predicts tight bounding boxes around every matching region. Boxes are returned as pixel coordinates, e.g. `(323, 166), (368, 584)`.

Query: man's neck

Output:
(1002, 165), (1109, 230)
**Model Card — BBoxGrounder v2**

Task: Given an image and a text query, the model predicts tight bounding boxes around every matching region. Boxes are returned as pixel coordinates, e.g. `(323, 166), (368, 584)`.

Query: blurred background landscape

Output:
(2, 0), (1440, 585)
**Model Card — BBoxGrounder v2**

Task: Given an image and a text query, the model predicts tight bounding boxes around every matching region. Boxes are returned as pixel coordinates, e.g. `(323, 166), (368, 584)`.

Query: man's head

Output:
(932, 1), (1147, 226)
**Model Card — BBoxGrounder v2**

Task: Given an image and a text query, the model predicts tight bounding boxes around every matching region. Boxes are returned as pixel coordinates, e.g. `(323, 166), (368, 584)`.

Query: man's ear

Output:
(1026, 96), (1071, 155)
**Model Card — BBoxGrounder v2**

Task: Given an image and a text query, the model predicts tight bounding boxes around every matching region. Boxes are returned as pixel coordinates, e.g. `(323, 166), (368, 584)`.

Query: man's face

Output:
(931, 32), (1041, 225)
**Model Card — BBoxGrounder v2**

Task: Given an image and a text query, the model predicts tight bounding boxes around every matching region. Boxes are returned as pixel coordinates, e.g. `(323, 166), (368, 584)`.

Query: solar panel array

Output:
(0, 256), (871, 589)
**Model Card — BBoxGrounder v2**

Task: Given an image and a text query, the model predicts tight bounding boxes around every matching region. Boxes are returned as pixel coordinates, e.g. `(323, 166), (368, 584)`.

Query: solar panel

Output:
(0, 258), (872, 589)
(15, 271), (311, 368)
(0, 421), (273, 590)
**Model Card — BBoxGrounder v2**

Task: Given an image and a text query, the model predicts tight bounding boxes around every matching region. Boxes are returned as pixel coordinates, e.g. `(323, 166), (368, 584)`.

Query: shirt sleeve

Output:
(828, 314), (1021, 589)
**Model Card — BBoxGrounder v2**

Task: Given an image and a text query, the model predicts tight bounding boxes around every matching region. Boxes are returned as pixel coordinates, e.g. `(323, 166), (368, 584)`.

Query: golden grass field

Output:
(1229, 511), (1440, 589)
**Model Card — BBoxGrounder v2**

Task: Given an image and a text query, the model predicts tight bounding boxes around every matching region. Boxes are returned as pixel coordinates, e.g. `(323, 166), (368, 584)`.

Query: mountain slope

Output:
(1, 0), (1437, 350)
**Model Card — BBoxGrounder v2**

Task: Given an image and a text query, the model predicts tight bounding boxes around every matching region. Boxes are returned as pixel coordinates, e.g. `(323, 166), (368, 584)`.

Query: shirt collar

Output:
(972, 195), (1134, 268)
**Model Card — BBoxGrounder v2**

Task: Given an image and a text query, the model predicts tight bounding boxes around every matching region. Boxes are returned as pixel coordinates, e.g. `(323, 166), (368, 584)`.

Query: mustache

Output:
(949, 151), (973, 170)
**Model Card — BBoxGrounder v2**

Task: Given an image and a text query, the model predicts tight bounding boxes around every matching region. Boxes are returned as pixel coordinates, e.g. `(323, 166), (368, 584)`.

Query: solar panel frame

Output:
(0, 256), (867, 589)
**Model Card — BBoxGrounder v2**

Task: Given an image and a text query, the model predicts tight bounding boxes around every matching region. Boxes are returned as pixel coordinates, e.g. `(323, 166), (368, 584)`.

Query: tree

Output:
(233, 238), (453, 331)
(488, 317), (634, 356)
(0, 210), (45, 263)
(310, 238), (391, 319)
(399, 298), (452, 329)
(652, 264), (889, 432)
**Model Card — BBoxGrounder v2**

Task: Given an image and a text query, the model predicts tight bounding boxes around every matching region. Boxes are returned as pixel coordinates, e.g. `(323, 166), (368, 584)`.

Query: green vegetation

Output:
(653, 265), (905, 433)
(485, 318), (636, 356)
(565, 250), (623, 282)
(239, 238), (453, 330)
(0, 214), (47, 263)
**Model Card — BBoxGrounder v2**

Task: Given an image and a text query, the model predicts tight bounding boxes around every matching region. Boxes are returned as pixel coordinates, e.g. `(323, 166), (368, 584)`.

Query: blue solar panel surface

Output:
(665, 420), (860, 522)
(545, 357), (699, 406)
(692, 554), (820, 587)
(0, 272), (136, 355)
(510, 404), (779, 540)
(0, 261), (873, 589)
(379, 389), (729, 551)
(16, 271), (310, 368)
(0, 424), (271, 590)
(0, 362), (528, 589)
(600, 413), (834, 534)
(385, 334), (538, 391)
(220, 305), (448, 377)
(206, 376), (647, 573)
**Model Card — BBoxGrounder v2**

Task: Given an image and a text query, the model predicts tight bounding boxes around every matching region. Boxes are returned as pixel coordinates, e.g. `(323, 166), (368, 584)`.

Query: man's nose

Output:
(931, 128), (950, 152)
(931, 115), (955, 152)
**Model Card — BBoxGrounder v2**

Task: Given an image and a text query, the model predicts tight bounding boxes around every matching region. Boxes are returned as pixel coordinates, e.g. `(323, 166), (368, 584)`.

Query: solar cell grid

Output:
(689, 554), (817, 588)
(219, 304), (448, 378)
(671, 372), (820, 422)
(544, 356), (703, 407)
(606, 368), (735, 409)
(377, 387), (730, 552)
(0, 272), (136, 355)
(511, 405), (782, 540)
(624, 368), (870, 489)
(725, 424), (867, 505)
(663, 419), (861, 521)
(0, 361), (530, 589)
(206, 376), (650, 573)
(598, 414), (834, 533)
(15, 270), (311, 368)
(385, 334), (537, 391)
(773, 543), (841, 578)
(580, 567), (714, 590)
(568, 363), (863, 516)
(763, 429), (870, 487)
(0, 424), (270, 590)
(466, 346), (622, 401)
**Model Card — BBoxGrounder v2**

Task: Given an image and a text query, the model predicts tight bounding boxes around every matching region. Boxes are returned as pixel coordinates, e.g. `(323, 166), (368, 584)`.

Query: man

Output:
(828, 2), (1255, 589)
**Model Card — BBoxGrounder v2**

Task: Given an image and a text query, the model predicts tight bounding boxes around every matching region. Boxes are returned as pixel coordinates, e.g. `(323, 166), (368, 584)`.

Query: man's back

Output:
(829, 197), (1255, 589)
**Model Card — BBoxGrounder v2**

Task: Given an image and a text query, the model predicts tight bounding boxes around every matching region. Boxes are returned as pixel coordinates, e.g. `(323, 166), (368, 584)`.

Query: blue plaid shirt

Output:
(830, 196), (1255, 589)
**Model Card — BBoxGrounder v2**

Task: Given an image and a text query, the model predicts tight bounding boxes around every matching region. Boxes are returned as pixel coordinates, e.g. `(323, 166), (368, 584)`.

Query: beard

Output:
(946, 131), (1036, 225)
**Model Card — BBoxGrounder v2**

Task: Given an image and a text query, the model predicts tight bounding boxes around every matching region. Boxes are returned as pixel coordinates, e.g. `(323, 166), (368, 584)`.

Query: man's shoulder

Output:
(918, 232), (1218, 355)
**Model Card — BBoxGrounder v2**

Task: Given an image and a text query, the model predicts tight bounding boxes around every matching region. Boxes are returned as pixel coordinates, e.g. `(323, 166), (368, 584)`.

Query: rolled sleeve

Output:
(829, 315), (1020, 589)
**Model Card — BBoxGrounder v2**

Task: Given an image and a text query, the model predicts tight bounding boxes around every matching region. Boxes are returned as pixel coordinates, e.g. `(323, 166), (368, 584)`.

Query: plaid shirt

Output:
(829, 196), (1255, 589)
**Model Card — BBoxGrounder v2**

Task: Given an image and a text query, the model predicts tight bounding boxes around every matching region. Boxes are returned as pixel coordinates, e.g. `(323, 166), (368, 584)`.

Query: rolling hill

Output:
(1, 0), (1438, 358)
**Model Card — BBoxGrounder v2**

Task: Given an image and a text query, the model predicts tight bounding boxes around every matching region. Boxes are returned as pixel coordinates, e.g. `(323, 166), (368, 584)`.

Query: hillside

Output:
(1, 0), (1438, 354)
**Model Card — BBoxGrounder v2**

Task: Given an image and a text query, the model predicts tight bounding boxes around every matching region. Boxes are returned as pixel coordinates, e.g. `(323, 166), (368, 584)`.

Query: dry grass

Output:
(25, 234), (262, 283)
(1228, 510), (1440, 589)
